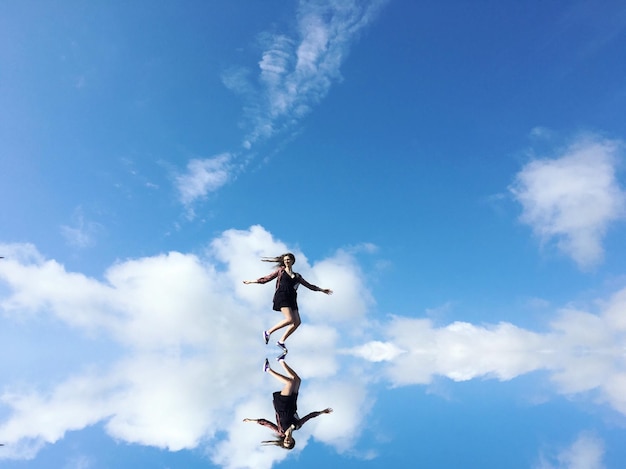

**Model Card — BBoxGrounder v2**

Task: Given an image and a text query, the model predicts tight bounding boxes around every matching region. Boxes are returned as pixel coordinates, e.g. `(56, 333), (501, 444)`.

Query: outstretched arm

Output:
(298, 275), (333, 295)
(297, 408), (333, 427)
(243, 269), (279, 285)
(243, 418), (279, 432)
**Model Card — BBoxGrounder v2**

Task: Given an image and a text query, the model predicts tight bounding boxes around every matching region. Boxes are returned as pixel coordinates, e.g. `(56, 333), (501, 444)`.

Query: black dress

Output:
(272, 270), (299, 311)
(272, 391), (299, 433)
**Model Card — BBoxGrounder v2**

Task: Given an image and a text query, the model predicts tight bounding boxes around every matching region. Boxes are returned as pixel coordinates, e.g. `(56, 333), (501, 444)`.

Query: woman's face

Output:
(283, 255), (294, 267)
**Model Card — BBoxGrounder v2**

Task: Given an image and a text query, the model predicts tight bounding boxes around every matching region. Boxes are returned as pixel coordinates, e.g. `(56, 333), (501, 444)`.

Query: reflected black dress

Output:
(272, 391), (300, 432)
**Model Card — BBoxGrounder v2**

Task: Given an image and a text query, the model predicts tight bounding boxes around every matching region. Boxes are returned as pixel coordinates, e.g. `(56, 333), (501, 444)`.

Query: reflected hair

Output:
(261, 438), (296, 450)
(261, 253), (295, 268)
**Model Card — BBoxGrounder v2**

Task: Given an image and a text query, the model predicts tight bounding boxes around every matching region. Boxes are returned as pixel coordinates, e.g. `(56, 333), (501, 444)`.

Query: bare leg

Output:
(266, 313), (291, 336)
(278, 309), (301, 343)
(267, 360), (301, 396)
(266, 307), (301, 343)
(279, 361), (301, 394)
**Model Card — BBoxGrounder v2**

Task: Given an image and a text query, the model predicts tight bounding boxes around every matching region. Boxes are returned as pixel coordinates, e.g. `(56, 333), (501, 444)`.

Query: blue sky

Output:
(1, 1), (626, 468)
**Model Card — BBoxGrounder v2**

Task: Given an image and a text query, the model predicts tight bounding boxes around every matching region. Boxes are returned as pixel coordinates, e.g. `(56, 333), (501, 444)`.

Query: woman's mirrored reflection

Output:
(243, 359), (333, 450)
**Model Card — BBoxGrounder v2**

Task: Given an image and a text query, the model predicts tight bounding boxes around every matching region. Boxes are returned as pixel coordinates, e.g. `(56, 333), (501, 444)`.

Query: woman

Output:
(243, 253), (332, 355)
(243, 359), (333, 450)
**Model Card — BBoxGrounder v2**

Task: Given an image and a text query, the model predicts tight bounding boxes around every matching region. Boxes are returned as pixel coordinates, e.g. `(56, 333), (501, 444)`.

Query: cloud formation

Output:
(510, 134), (625, 269)
(348, 287), (626, 419)
(175, 153), (233, 214)
(2, 225), (626, 467)
(235, 0), (387, 150)
(0, 226), (371, 467)
(173, 0), (388, 210)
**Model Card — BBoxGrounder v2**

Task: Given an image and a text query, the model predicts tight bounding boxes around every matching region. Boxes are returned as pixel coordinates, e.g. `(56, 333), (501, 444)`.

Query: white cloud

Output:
(0, 227), (373, 467)
(536, 432), (605, 469)
(351, 318), (550, 385)
(510, 134), (626, 269)
(299, 378), (373, 453)
(347, 340), (405, 362)
(181, 1), (388, 208)
(231, 0), (388, 149)
(175, 153), (233, 209)
(3, 227), (626, 466)
(347, 289), (626, 419)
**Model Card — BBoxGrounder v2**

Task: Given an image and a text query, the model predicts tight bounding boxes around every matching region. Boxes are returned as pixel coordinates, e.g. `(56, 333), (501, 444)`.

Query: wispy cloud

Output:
(510, 134), (626, 269)
(238, 0), (387, 149)
(63, 454), (93, 469)
(178, 1), (387, 210)
(60, 207), (102, 249)
(536, 432), (605, 469)
(174, 153), (233, 215)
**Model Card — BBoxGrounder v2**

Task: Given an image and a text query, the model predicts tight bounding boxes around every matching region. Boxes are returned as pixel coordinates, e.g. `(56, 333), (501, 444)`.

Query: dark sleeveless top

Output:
(271, 269), (299, 311)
